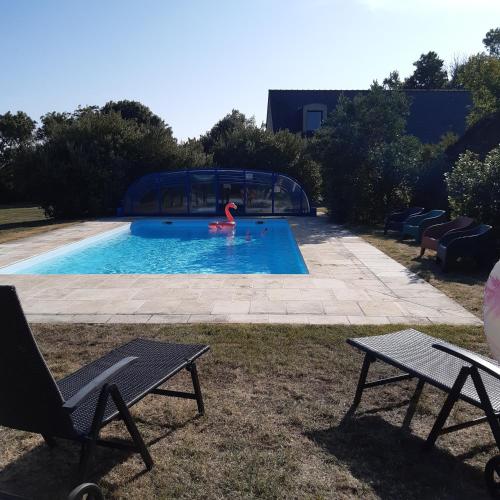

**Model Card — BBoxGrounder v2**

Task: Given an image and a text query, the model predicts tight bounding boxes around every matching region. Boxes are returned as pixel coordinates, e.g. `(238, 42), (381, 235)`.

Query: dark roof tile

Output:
(267, 89), (472, 143)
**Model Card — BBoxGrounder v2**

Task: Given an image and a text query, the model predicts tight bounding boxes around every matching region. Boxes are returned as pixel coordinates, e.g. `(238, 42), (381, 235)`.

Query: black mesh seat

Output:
(347, 328), (500, 458)
(0, 285), (209, 483)
(349, 329), (500, 411)
(58, 339), (208, 436)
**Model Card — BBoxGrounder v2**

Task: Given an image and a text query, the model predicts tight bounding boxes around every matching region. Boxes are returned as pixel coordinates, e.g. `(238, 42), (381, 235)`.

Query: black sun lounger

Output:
(347, 329), (500, 451)
(0, 285), (209, 483)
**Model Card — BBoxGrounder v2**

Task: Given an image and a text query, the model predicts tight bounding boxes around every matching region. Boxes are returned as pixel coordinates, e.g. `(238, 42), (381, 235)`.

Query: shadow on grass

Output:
(0, 219), (67, 231)
(0, 415), (199, 500)
(306, 414), (489, 499)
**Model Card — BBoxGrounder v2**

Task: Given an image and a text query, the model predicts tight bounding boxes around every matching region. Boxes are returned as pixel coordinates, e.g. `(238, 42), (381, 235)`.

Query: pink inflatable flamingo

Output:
(208, 202), (237, 231)
(485, 259), (500, 361)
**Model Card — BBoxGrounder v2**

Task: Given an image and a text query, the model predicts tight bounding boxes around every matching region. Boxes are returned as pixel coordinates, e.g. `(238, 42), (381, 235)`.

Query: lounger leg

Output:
(349, 354), (374, 414)
(78, 439), (96, 483)
(470, 368), (500, 450)
(42, 434), (57, 448)
(424, 367), (469, 450)
(402, 379), (425, 430)
(77, 385), (111, 482)
(109, 385), (153, 470)
(187, 362), (205, 415)
(419, 247), (425, 258)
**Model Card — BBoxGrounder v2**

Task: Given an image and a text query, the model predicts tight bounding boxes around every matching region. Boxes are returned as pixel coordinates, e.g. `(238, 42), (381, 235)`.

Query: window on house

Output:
(305, 110), (323, 131)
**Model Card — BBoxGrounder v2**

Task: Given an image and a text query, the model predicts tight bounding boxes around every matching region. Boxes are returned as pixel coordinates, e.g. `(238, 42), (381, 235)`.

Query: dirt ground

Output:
(0, 323), (495, 499)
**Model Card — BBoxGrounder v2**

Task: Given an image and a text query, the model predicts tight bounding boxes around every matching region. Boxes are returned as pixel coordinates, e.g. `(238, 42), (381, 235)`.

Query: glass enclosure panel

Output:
(132, 188), (159, 214)
(245, 171), (273, 213)
(301, 189), (310, 214)
(190, 172), (216, 213)
(123, 169), (310, 216)
(217, 170), (245, 213)
(160, 185), (187, 214)
(126, 175), (159, 215)
(273, 175), (302, 213)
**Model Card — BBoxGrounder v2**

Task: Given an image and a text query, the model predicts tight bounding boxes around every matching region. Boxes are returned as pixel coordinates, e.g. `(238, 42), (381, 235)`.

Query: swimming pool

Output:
(1, 219), (308, 275)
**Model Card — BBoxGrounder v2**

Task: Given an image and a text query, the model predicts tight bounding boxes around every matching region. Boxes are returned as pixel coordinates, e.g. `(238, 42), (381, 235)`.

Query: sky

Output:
(0, 0), (498, 141)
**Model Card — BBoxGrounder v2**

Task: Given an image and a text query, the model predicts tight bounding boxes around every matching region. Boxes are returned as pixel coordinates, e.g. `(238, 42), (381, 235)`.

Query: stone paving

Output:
(0, 217), (482, 325)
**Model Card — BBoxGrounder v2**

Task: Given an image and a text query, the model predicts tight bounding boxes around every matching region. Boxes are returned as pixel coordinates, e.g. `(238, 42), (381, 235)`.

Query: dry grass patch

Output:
(0, 323), (494, 499)
(352, 225), (491, 317)
(0, 205), (80, 244)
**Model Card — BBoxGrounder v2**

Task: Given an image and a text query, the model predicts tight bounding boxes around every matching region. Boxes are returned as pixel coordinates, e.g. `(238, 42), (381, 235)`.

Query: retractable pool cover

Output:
(121, 169), (312, 216)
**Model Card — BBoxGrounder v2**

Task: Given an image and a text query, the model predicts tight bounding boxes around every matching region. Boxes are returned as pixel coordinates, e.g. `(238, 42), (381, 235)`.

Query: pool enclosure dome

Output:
(122, 169), (312, 216)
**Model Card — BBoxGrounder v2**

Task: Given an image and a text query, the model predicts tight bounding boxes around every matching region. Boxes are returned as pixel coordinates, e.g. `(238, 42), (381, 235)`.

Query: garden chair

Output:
(401, 209), (446, 243)
(0, 285), (209, 483)
(347, 329), (500, 490)
(436, 224), (494, 271)
(419, 216), (474, 258)
(383, 207), (424, 235)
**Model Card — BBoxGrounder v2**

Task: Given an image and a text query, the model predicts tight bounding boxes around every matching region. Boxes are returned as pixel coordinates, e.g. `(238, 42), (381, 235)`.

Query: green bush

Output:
(17, 104), (180, 218)
(446, 145), (500, 226)
(310, 83), (422, 223)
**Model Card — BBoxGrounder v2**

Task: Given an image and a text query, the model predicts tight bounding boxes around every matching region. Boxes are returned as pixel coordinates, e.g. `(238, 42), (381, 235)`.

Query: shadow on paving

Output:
(306, 414), (490, 499)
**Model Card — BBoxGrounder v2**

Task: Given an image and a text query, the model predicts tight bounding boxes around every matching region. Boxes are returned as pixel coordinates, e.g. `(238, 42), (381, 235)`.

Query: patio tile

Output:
(348, 315), (390, 325)
(188, 314), (229, 323)
(286, 301), (324, 314)
(97, 300), (146, 314)
(26, 314), (78, 323)
(226, 314), (270, 323)
(148, 314), (191, 323)
(358, 300), (406, 317)
(268, 314), (310, 324)
(250, 300), (287, 314)
(308, 315), (350, 324)
(136, 300), (182, 314)
(267, 289), (333, 301)
(68, 314), (113, 323)
(212, 300), (250, 315)
(323, 301), (363, 315)
(97, 314), (148, 323)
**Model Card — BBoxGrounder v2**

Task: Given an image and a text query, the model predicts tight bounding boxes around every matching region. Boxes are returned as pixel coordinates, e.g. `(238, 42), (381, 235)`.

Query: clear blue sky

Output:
(0, 0), (497, 140)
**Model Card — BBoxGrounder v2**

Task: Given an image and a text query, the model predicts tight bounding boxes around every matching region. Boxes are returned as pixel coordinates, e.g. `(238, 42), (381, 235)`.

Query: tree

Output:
(0, 111), (36, 169)
(310, 83), (421, 223)
(101, 100), (166, 128)
(446, 146), (500, 229)
(201, 110), (321, 201)
(0, 111), (36, 201)
(403, 51), (448, 89)
(484, 28), (500, 58)
(457, 54), (500, 125)
(383, 70), (403, 90)
(18, 105), (178, 217)
(200, 109), (250, 153)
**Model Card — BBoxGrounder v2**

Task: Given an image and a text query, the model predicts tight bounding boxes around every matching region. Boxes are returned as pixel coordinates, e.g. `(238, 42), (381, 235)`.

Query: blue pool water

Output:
(5, 219), (308, 274)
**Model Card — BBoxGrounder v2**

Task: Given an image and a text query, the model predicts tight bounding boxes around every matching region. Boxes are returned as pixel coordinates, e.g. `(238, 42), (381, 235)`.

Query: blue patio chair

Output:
(401, 209), (446, 243)
(384, 207), (424, 235)
(436, 224), (493, 271)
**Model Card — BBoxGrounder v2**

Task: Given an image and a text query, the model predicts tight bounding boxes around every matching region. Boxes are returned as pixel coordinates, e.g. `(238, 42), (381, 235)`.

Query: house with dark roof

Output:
(266, 89), (472, 144)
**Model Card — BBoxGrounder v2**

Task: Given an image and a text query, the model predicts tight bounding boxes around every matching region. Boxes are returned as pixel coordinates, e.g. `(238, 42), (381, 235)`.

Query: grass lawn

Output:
(352, 225), (491, 318)
(0, 323), (493, 499)
(0, 204), (80, 244)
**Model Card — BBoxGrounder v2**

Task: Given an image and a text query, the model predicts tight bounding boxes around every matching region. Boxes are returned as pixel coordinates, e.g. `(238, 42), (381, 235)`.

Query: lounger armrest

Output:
(62, 356), (139, 413)
(432, 344), (500, 379)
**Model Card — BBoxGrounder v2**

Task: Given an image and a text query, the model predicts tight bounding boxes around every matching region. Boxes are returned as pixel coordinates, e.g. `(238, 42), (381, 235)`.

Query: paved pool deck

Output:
(0, 216), (482, 325)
